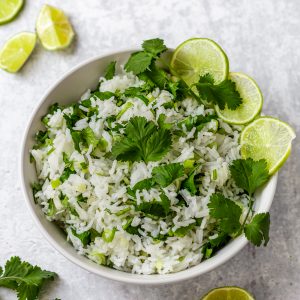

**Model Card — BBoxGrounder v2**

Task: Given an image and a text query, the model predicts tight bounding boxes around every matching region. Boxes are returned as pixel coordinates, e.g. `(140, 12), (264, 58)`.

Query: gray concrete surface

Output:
(0, 0), (299, 299)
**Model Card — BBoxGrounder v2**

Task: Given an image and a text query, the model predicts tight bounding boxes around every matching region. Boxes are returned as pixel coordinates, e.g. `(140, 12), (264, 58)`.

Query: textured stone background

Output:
(0, 0), (299, 299)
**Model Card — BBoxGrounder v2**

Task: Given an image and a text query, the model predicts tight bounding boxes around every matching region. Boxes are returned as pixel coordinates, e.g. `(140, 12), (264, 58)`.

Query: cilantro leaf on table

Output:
(208, 193), (242, 234)
(152, 163), (184, 187)
(104, 61), (116, 80)
(230, 158), (270, 195)
(0, 256), (57, 300)
(244, 213), (270, 246)
(112, 116), (172, 162)
(142, 38), (167, 56)
(195, 73), (242, 110)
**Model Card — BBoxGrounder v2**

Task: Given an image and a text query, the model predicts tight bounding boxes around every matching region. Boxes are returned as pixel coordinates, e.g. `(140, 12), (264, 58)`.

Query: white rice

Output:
(31, 69), (246, 275)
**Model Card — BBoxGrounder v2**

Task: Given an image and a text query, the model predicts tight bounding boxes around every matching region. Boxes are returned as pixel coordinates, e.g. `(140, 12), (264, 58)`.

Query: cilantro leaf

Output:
(208, 193), (242, 234)
(230, 158), (270, 195)
(112, 116), (172, 162)
(132, 178), (155, 192)
(173, 222), (196, 237)
(81, 127), (98, 148)
(125, 51), (153, 75)
(142, 38), (167, 56)
(0, 256), (57, 300)
(124, 87), (149, 105)
(182, 171), (197, 195)
(152, 163), (184, 187)
(104, 61), (116, 80)
(93, 91), (115, 100)
(244, 213), (270, 246)
(195, 74), (242, 110)
(136, 193), (170, 217)
(178, 114), (217, 132)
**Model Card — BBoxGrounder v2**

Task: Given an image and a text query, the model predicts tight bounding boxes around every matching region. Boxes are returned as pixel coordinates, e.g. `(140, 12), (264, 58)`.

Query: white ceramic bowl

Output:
(21, 50), (278, 285)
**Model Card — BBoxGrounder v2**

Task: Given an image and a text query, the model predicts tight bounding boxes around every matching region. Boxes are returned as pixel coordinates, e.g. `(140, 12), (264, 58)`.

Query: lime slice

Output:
(0, 32), (36, 73)
(170, 38), (229, 86)
(215, 72), (263, 124)
(36, 4), (75, 50)
(201, 286), (255, 300)
(241, 117), (296, 174)
(0, 0), (24, 25)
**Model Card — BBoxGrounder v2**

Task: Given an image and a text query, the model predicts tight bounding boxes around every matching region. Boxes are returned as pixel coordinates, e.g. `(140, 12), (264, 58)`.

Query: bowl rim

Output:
(20, 49), (278, 285)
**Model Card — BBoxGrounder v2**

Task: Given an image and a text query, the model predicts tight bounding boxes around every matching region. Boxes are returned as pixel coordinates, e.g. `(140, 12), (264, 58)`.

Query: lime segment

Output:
(0, 32), (36, 73)
(0, 0), (24, 24)
(215, 72), (263, 124)
(170, 38), (229, 86)
(36, 4), (75, 50)
(201, 286), (255, 300)
(241, 117), (296, 174)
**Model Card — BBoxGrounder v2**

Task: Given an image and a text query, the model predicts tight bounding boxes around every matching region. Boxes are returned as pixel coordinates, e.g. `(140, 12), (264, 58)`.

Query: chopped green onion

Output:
(102, 228), (116, 242)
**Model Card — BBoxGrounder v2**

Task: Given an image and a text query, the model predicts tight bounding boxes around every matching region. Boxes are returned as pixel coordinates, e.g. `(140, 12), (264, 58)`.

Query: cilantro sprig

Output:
(112, 116), (172, 162)
(195, 73), (242, 110)
(206, 158), (271, 257)
(0, 256), (57, 300)
(125, 38), (167, 75)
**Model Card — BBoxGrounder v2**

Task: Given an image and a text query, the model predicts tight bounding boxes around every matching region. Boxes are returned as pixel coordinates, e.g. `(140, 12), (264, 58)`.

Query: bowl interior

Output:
(21, 50), (278, 284)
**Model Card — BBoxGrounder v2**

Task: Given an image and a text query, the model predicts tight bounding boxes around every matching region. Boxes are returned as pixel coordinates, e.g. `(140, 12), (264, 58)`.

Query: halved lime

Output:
(201, 286), (255, 300)
(0, 0), (24, 25)
(170, 38), (229, 86)
(215, 72), (263, 124)
(0, 32), (36, 73)
(36, 4), (75, 50)
(241, 117), (296, 174)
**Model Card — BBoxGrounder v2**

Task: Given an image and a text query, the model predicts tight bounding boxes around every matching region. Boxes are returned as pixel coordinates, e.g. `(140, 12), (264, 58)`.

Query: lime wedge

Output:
(170, 38), (229, 86)
(215, 72), (263, 124)
(0, 32), (36, 73)
(201, 286), (255, 300)
(0, 0), (24, 25)
(241, 117), (296, 174)
(36, 4), (75, 50)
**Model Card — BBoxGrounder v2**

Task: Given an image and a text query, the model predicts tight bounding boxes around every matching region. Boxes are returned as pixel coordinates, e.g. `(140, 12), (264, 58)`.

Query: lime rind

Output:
(170, 38), (229, 86)
(216, 72), (263, 125)
(0, 0), (24, 25)
(240, 116), (296, 174)
(201, 286), (255, 300)
(0, 31), (36, 73)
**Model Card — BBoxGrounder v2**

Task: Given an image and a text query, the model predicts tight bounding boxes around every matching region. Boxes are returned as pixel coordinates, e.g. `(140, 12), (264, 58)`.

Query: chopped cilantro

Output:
(104, 61), (116, 80)
(136, 193), (170, 217)
(152, 163), (184, 187)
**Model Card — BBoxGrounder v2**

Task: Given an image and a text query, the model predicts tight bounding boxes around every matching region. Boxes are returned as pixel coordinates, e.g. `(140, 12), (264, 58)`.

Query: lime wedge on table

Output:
(170, 38), (229, 85)
(215, 72), (263, 124)
(241, 117), (296, 174)
(0, 0), (23, 25)
(36, 4), (75, 50)
(0, 32), (36, 73)
(201, 286), (255, 300)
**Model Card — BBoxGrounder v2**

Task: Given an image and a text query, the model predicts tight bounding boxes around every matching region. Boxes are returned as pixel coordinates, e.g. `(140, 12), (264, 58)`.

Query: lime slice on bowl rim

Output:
(36, 4), (75, 50)
(0, 31), (36, 73)
(241, 116), (296, 175)
(170, 38), (229, 86)
(0, 0), (24, 25)
(201, 286), (255, 300)
(215, 72), (263, 124)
